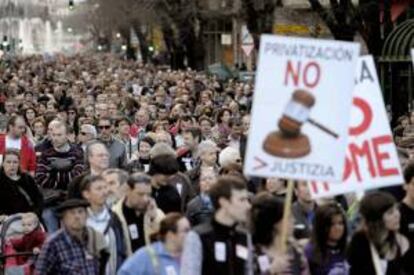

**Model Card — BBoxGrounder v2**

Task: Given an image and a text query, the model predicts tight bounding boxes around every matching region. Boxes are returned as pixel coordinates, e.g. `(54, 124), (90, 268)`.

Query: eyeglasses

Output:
(98, 125), (111, 130)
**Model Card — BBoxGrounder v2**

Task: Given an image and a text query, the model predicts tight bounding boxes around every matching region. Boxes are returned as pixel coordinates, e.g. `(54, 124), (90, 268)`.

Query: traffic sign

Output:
(241, 44), (254, 56)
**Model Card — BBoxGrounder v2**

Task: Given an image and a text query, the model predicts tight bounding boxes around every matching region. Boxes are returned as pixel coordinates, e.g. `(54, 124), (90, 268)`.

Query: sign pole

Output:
(280, 179), (294, 253)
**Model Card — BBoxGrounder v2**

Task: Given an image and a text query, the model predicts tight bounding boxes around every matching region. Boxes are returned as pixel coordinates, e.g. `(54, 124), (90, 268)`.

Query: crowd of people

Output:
(0, 54), (412, 275)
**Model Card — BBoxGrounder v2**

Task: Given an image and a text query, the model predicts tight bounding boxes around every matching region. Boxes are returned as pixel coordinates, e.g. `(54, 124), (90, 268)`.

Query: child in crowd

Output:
(9, 213), (46, 265)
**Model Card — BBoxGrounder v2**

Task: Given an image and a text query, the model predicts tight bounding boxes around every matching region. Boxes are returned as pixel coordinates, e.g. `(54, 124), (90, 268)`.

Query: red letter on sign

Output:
(284, 60), (300, 87)
(284, 61), (321, 88)
(349, 97), (373, 136)
(372, 135), (399, 177)
(348, 141), (376, 182)
(303, 62), (320, 88)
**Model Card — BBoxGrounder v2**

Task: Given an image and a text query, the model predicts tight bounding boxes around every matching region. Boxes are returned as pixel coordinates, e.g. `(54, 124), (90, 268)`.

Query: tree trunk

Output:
(241, 0), (277, 50)
(133, 26), (149, 64)
(179, 18), (205, 71)
(162, 24), (185, 70)
(359, 0), (382, 55)
(382, 0), (393, 40)
(119, 27), (136, 60)
(308, 0), (358, 42)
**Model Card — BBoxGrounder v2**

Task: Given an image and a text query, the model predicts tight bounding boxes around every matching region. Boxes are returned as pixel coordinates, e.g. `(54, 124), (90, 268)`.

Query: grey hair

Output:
(150, 143), (176, 158)
(197, 139), (218, 158)
(82, 124), (97, 138)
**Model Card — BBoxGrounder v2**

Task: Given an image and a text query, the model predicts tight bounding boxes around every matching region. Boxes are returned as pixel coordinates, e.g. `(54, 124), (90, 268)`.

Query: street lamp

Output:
(116, 33), (121, 38)
(121, 45), (127, 51)
(67, 27), (73, 33)
(97, 45), (103, 51)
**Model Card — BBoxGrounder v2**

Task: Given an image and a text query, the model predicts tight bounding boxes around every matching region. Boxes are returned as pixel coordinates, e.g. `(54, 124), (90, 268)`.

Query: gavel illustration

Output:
(263, 89), (338, 158)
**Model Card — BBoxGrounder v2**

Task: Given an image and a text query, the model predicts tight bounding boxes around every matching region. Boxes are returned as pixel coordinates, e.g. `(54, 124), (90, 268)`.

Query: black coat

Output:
(0, 169), (43, 216)
(168, 172), (195, 212)
(152, 184), (181, 214)
(347, 231), (409, 275)
(194, 219), (248, 275)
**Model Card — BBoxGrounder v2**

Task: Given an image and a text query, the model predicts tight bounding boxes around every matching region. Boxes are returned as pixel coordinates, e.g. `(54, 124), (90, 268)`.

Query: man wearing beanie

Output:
(35, 199), (109, 275)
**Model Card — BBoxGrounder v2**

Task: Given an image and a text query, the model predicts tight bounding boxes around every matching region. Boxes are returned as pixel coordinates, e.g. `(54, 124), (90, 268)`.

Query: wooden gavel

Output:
(278, 89), (338, 139)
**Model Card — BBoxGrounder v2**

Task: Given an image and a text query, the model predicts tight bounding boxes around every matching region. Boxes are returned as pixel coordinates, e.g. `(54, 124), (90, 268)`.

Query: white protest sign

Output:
(310, 56), (403, 199)
(244, 35), (360, 182)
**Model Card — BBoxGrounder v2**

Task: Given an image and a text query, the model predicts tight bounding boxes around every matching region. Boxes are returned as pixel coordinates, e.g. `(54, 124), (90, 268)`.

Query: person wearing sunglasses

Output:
(78, 123), (97, 152)
(97, 117), (127, 169)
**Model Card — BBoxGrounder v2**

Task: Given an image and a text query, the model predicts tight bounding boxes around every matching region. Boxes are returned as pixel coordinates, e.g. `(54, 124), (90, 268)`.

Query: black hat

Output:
(56, 199), (89, 215)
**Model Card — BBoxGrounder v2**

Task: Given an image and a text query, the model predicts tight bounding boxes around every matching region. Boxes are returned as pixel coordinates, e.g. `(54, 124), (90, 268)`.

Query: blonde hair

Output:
(22, 212), (39, 225)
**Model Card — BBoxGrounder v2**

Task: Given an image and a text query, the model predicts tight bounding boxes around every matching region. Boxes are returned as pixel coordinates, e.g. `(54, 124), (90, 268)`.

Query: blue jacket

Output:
(117, 241), (180, 275)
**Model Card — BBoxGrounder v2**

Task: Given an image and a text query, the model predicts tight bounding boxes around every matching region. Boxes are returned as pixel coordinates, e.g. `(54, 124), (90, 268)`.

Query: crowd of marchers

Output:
(0, 54), (412, 275)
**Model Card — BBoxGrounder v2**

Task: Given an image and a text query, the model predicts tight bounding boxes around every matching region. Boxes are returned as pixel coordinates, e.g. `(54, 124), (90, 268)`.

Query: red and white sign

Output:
(244, 35), (360, 182)
(242, 44), (254, 57)
(241, 25), (254, 57)
(310, 55), (403, 199)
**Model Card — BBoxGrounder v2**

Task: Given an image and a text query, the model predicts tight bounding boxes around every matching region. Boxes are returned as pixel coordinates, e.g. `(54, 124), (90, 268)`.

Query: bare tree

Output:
(87, 0), (155, 60)
(240, 0), (280, 50)
(308, 0), (393, 55)
(154, 0), (206, 70)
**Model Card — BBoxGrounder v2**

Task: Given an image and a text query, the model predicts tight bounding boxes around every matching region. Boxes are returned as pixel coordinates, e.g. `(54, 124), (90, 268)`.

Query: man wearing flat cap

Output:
(35, 198), (109, 275)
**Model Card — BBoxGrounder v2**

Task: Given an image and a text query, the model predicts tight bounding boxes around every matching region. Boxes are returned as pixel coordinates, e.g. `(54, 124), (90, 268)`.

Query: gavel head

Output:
(278, 89), (315, 136)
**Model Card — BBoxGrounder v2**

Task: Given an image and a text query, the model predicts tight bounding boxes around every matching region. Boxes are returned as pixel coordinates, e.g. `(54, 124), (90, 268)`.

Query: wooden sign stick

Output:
(280, 179), (294, 253)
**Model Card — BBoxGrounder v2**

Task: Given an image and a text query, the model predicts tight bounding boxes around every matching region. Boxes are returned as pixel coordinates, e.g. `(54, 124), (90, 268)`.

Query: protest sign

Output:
(244, 35), (360, 182)
(310, 56), (403, 199)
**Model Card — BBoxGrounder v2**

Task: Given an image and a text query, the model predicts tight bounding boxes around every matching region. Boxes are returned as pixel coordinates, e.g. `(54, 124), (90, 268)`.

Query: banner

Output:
(244, 35), (360, 182)
(310, 56), (403, 199)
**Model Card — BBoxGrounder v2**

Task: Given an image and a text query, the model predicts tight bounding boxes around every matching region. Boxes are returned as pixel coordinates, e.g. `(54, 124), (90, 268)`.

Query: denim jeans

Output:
(42, 207), (59, 233)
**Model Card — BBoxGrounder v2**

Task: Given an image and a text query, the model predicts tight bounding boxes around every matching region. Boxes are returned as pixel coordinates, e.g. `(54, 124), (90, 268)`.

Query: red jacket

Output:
(9, 227), (46, 265)
(0, 134), (36, 173)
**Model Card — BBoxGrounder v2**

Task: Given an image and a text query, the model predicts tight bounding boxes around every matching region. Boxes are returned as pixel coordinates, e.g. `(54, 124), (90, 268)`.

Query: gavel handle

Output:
(308, 118), (339, 139)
